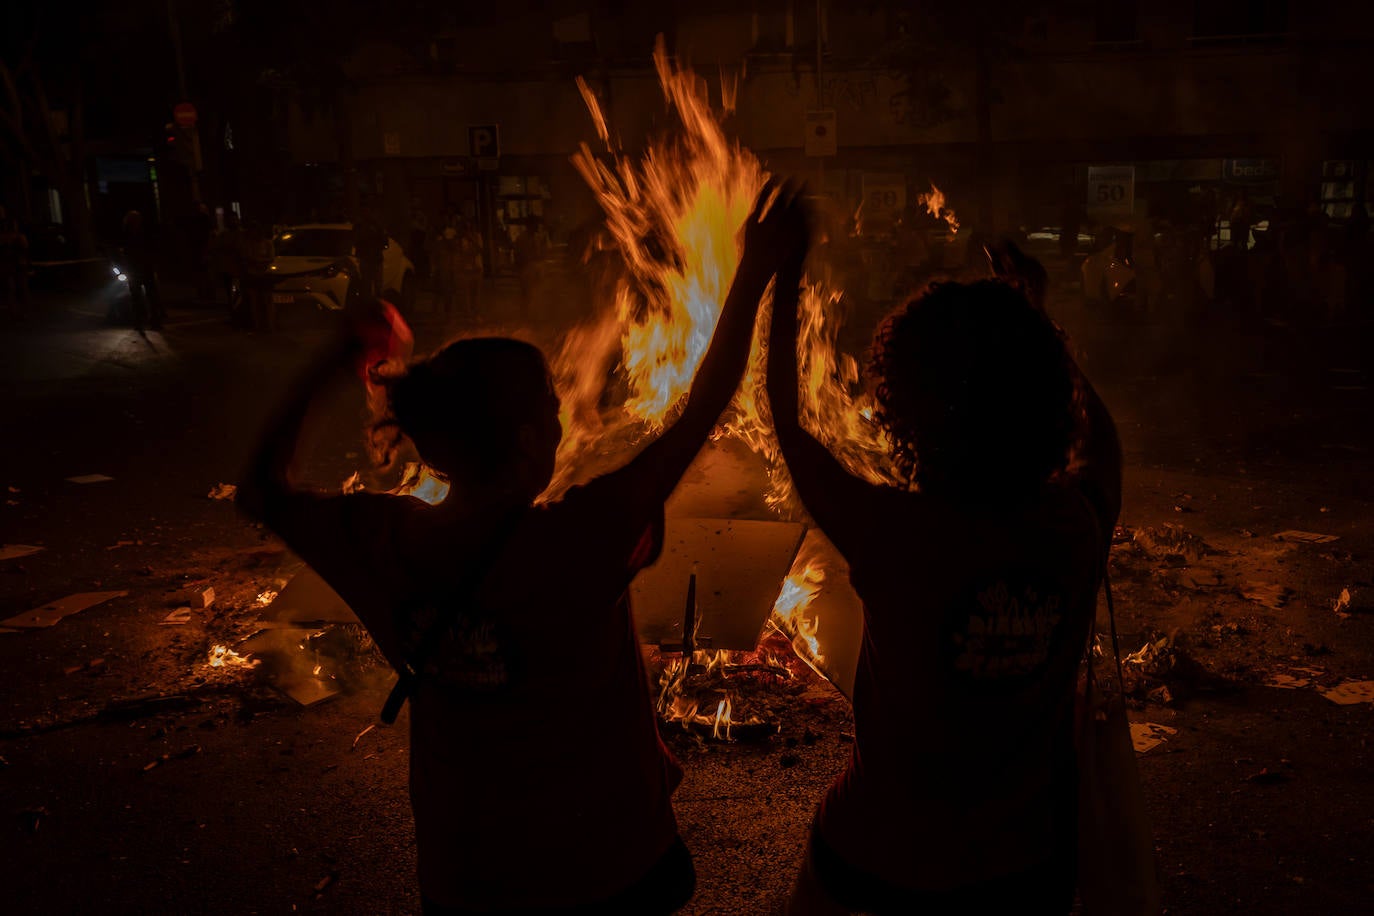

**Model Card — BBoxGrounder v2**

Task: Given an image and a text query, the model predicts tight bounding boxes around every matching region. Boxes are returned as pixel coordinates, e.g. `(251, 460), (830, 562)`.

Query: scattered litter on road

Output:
(0, 544), (43, 561)
(255, 590), (279, 606)
(66, 474), (114, 484)
(63, 658), (106, 676)
(351, 724), (376, 751)
(161, 607), (194, 626)
(281, 677), (340, 707)
(1333, 587), (1368, 619)
(1274, 530), (1339, 545)
(141, 745), (202, 774)
(314, 870), (340, 895)
(1320, 680), (1374, 705)
(19, 807), (47, 834)
(196, 587), (215, 608)
(1130, 722), (1177, 754)
(1240, 582), (1292, 609)
(207, 483), (237, 500)
(1245, 767), (1290, 785)
(1266, 667), (1324, 690)
(0, 590), (128, 629)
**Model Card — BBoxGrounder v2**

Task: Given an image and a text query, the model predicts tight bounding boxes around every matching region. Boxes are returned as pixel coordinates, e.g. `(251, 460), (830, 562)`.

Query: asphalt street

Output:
(2, 287), (1373, 914)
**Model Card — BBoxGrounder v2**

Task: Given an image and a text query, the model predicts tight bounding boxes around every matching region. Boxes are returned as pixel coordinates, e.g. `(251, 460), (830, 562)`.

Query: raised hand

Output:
(985, 238), (1049, 312)
(741, 177), (812, 284)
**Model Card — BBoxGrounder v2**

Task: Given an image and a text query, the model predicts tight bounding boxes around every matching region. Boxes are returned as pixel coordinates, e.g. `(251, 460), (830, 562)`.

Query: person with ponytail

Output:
(237, 179), (810, 915)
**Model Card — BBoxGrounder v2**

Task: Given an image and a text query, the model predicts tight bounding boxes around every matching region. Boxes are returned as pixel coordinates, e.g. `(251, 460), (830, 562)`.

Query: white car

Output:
(268, 223), (414, 313)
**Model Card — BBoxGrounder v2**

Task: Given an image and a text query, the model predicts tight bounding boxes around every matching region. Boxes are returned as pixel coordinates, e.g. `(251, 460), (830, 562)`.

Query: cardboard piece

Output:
(0, 590), (128, 629)
(1274, 530), (1339, 545)
(631, 518), (805, 651)
(1130, 722), (1177, 754)
(261, 569), (357, 626)
(207, 483), (237, 500)
(66, 474), (113, 484)
(1321, 680), (1374, 706)
(0, 544), (44, 561)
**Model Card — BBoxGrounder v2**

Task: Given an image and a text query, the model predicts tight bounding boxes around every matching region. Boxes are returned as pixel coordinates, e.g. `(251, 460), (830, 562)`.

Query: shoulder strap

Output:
(379, 508), (526, 724)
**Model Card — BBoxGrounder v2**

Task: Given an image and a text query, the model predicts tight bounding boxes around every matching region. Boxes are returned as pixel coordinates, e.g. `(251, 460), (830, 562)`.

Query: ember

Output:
(207, 644), (259, 669)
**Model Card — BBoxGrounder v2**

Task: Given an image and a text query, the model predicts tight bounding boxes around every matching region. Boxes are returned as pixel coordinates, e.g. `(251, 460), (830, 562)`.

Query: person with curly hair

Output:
(768, 237), (1122, 915)
(237, 179), (811, 914)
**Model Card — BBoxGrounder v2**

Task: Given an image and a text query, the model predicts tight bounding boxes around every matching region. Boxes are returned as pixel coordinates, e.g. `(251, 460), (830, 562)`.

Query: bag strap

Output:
(1078, 486), (1125, 690)
(379, 507), (526, 724)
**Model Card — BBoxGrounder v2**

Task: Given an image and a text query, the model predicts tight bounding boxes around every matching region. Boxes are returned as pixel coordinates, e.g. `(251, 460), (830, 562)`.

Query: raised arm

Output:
(620, 178), (809, 505)
(766, 237), (891, 538)
(237, 302), (410, 523)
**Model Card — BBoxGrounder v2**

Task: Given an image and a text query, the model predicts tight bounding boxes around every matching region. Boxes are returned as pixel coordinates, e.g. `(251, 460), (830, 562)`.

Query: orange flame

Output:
(208, 645), (259, 669)
(917, 182), (959, 234)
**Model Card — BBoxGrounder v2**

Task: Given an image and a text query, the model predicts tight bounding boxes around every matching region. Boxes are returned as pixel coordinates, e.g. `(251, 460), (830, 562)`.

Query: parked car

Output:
(268, 223), (414, 314)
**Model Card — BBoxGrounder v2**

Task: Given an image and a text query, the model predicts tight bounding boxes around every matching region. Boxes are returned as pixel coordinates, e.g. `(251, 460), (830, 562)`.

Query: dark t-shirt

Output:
(262, 465), (679, 910)
(815, 477), (1109, 891)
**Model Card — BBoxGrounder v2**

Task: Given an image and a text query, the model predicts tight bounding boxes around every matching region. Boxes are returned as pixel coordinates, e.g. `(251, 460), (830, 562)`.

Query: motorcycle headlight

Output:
(112, 265), (128, 282)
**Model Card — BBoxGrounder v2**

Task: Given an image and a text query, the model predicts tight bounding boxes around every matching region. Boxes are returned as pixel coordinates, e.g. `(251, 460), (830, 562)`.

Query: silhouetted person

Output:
(121, 210), (164, 330)
(236, 179), (808, 915)
(0, 212), (30, 321)
(354, 207), (387, 302)
(457, 221), (484, 317)
(187, 201), (214, 301)
(771, 233), (1121, 915)
(514, 217), (548, 320)
(409, 204), (430, 280)
(241, 221), (275, 332)
(211, 212), (246, 325)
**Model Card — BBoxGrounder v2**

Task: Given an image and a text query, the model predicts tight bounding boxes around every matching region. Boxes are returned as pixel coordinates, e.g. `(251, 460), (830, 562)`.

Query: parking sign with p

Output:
(469, 125), (500, 159)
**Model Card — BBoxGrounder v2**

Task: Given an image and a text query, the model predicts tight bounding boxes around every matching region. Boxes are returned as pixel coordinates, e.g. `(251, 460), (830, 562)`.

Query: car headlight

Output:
(112, 265), (128, 282)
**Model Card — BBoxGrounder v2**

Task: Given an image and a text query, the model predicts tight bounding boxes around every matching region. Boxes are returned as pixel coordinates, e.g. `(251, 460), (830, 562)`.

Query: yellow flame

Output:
(208, 645), (259, 669)
(394, 462), (450, 506)
(712, 697), (732, 741)
(917, 182), (959, 234)
(771, 560), (826, 666)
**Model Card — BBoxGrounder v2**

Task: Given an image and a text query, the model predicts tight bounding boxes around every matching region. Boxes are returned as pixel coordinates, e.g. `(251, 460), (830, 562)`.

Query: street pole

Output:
(166, 0), (201, 202)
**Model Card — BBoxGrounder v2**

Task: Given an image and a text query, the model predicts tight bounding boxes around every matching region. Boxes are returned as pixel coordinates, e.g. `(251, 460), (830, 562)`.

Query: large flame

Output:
(554, 38), (897, 512)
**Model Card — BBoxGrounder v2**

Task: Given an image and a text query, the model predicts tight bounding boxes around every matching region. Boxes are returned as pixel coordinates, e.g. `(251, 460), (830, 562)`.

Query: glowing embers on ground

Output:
(208, 644), (259, 669)
(655, 558), (829, 741)
(654, 631), (812, 743)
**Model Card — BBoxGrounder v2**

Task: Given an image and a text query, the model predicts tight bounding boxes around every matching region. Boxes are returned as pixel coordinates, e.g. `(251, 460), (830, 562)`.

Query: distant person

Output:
(770, 231), (1122, 915)
(1059, 192), (1082, 259)
(432, 226), (461, 317)
(514, 218), (548, 320)
(354, 207), (387, 303)
(410, 204), (430, 280)
(457, 222), (484, 317)
(241, 221), (276, 332)
(0, 212), (31, 321)
(236, 179), (809, 914)
(211, 212), (246, 326)
(121, 210), (164, 331)
(187, 201), (215, 302)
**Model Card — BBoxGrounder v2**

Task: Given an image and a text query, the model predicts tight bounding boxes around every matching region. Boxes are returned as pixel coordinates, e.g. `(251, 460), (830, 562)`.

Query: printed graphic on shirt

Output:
(402, 600), (512, 692)
(945, 578), (1064, 683)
